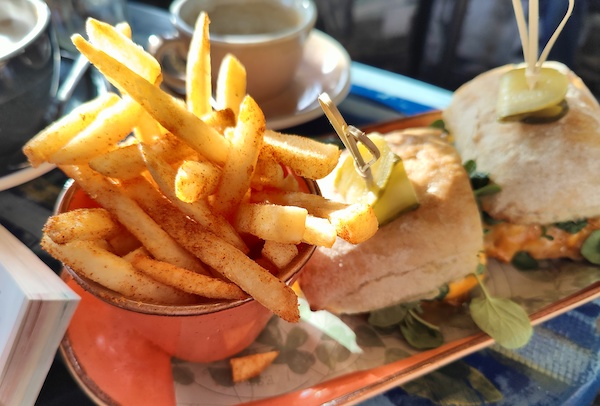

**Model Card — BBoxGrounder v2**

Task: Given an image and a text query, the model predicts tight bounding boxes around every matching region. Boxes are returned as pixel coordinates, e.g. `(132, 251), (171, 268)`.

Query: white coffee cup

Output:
(151, 0), (317, 102)
(0, 0), (60, 165)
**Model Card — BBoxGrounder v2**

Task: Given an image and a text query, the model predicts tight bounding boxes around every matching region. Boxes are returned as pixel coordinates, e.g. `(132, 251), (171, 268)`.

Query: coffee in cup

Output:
(151, 0), (317, 102)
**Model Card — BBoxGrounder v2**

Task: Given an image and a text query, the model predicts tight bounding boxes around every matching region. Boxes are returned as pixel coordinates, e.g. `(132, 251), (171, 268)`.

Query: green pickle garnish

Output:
(333, 133), (419, 225)
(497, 67), (569, 123)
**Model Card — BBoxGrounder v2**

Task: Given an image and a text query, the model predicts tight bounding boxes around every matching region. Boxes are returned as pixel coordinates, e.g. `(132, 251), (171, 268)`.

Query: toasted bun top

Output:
(443, 62), (600, 225)
(298, 129), (483, 314)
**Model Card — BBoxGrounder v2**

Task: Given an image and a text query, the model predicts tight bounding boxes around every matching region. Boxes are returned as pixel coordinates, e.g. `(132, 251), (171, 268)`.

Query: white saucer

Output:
(262, 30), (351, 130)
(0, 163), (55, 192)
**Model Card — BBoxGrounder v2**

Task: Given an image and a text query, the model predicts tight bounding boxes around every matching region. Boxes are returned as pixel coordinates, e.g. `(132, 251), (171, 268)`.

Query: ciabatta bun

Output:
(298, 129), (483, 314)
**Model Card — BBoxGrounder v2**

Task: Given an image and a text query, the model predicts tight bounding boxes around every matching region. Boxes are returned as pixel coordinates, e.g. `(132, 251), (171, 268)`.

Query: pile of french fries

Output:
(24, 15), (378, 323)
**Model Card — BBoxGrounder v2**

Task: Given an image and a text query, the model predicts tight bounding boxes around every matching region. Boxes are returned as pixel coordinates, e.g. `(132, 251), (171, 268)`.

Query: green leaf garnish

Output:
(511, 251), (539, 270)
(581, 230), (600, 265)
(469, 273), (533, 349)
(368, 303), (443, 350)
(554, 219), (588, 234)
(429, 119), (447, 131)
(399, 309), (444, 350)
(368, 303), (411, 328)
(474, 183), (502, 197)
(463, 160), (501, 198)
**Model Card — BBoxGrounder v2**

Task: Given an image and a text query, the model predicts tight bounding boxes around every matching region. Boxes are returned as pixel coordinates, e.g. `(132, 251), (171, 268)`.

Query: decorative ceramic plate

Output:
(60, 111), (600, 405)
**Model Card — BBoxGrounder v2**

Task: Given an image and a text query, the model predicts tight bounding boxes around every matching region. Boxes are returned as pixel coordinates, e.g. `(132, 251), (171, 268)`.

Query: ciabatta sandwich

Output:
(443, 61), (600, 265)
(298, 129), (484, 314)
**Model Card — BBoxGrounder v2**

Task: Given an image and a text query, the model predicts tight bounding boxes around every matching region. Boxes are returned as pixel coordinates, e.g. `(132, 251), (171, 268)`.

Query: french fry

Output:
(329, 203), (379, 244)
(44, 208), (119, 244)
(60, 164), (209, 275)
(251, 151), (287, 190)
(261, 241), (298, 269)
(89, 132), (196, 180)
(235, 203), (307, 244)
(175, 160), (221, 202)
(302, 216), (337, 248)
(130, 250), (248, 300)
(23, 93), (120, 167)
(86, 18), (161, 83)
(201, 108), (236, 134)
(186, 12), (212, 117)
(215, 53), (247, 119)
(106, 228), (142, 256)
(41, 235), (197, 304)
(230, 351), (279, 383)
(212, 95), (265, 217)
(262, 130), (341, 179)
(134, 107), (166, 143)
(72, 33), (230, 166)
(250, 190), (347, 217)
(50, 96), (143, 165)
(88, 143), (143, 179)
(138, 144), (248, 252)
(114, 22), (132, 39)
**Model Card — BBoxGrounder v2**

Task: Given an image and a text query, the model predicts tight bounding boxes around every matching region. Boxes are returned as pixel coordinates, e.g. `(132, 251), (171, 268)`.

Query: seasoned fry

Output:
(201, 108), (236, 134)
(230, 351), (279, 383)
(263, 130), (341, 179)
(23, 93), (120, 167)
(251, 190), (347, 217)
(114, 22), (132, 39)
(261, 241), (298, 269)
(106, 228), (141, 256)
(86, 18), (161, 83)
(186, 12), (212, 117)
(235, 203), (307, 244)
(50, 96), (143, 165)
(175, 160), (221, 202)
(251, 151), (291, 190)
(134, 107), (165, 143)
(72, 34), (230, 166)
(60, 164), (209, 275)
(139, 144), (248, 252)
(303, 216), (337, 248)
(212, 95), (265, 217)
(89, 133), (196, 180)
(329, 203), (379, 244)
(130, 251), (247, 300)
(44, 208), (119, 244)
(41, 235), (196, 304)
(215, 53), (247, 118)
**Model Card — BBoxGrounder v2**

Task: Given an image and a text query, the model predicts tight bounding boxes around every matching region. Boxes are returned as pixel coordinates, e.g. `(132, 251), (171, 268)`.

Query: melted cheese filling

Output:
(484, 217), (600, 262)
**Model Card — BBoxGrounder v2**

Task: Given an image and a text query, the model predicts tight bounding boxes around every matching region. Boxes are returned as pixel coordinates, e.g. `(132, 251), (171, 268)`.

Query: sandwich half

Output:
(444, 61), (600, 264)
(298, 129), (483, 314)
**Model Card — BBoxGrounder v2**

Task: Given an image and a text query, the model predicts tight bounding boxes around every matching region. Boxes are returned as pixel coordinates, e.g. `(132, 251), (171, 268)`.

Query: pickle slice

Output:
(333, 133), (419, 225)
(372, 159), (420, 226)
(520, 100), (569, 124)
(497, 67), (568, 122)
(334, 133), (396, 206)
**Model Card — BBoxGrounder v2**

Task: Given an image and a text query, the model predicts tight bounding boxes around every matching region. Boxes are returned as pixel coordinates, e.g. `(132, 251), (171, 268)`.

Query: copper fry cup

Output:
(56, 177), (318, 363)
